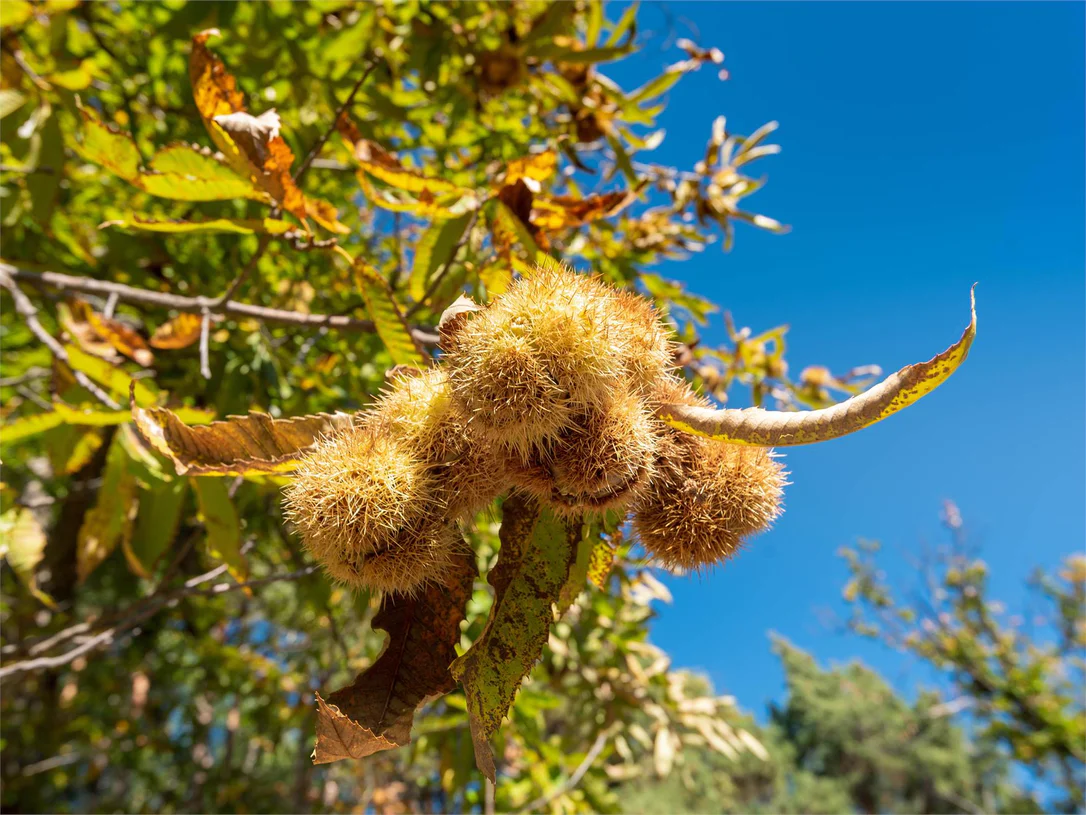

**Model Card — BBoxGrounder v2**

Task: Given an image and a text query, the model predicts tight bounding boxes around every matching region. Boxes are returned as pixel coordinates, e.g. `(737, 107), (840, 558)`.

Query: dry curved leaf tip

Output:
(129, 383), (354, 475)
(660, 285), (977, 446)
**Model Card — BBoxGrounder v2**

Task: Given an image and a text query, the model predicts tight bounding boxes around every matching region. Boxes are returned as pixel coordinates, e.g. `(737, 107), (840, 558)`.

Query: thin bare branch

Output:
(0, 268), (121, 409)
(293, 60), (378, 186)
(199, 309), (212, 379)
(517, 728), (611, 814)
(3, 263), (440, 346)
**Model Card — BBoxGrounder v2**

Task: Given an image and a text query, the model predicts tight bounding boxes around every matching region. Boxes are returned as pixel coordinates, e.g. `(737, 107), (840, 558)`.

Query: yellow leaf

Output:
(500, 149), (558, 190)
(149, 313), (204, 349)
(531, 187), (640, 232)
(101, 216), (296, 236)
(0, 507), (54, 607)
(65, 345), (158, 405)
(351, 257), (427, 367)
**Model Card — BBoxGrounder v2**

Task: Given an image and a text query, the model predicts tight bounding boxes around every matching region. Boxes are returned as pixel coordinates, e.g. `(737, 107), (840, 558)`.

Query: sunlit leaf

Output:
(314, 555), (476, 764)
(149, 313), (204, 349)
(131, 396), (353, 476)
(351, 257), (426, 367)
(101, 216), (296, 235)
(72, 107), (141, 181)
(65, 345), (158, 405)
(450, 495), (580, 781)
(0, 506), (54, 607)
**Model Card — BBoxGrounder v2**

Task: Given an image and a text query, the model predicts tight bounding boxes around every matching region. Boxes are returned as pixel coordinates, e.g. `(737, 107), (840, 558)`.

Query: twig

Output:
(102, 291), (119, 319)
(16, 385), (52, 411)
(0, 564), (318, 680)
(4, 263), (440, 346)
(0, 366), (50, 387)
(210, 233), (273, 307)
(0, 269), (120, 409)
(517, 729), (611, 814)
(199, 309), (212, 379)
(404, 211), (478, 320)
(293, 60), (378, 186)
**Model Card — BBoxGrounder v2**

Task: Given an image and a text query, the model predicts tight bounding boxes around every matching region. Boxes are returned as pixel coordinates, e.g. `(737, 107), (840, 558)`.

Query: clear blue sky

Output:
(606, 2), (1085, 713)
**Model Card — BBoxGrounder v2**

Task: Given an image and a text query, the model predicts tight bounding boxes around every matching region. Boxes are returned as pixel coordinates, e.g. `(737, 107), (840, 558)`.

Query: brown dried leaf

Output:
(313, 555), (476, 764)
(532, 186), (642, 232)
(149, 313), (204, 350)
(130, 391), (354, 476)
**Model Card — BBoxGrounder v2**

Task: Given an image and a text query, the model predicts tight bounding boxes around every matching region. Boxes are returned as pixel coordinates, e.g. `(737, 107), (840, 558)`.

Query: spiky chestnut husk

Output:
(366, 367), (508, 519)
(445, 263), (672, 458)
(320, 518), (464, 596)
(610, 287), (676, 397)
(501, 392), (658, 515)
(633, 431), (787, 571)
(283, 426), (435, 586)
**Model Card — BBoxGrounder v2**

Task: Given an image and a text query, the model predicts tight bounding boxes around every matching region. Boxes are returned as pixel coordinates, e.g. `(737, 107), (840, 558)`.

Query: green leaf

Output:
(352, 257), (426, 367)
(605, 1), (639, 47)
(76, 435), (138, 583)
(101, 216), (296, 235)
(27, 109), (63, 226)
(408, 213), (472, 303)
(65, 345), (158, 405)
(629, 68), (684, 105)
(0, 411), (65, 445)
(450, 495), (580, 782)
(0, 507), (55, 607)
(193, 476), (247, 582)
(0, 89), (26, 120)
(72, 107), (141, 182)
(127, 477), (187, 579)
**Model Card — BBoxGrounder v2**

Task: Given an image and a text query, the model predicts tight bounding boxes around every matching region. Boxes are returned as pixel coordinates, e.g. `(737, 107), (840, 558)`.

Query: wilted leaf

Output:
(314, 555), (476, 764)
(101, 216), (296, 236)
(131, 395), (353, 476)
(77, 302), (154, 366)
(193, 476), (246, 581)
(408, 213), (472, 302)
(149, 313), (204, 349)
(661, 287), (978, 445)
(77, 435), (138, 583)
(450, 495), (580, 781)
(532, 186), (642, 232)
(351, 257), (427, 367)
(501, 149), (559, 191)
(126, 477), (187, 579)
(0, 506), (55, 607)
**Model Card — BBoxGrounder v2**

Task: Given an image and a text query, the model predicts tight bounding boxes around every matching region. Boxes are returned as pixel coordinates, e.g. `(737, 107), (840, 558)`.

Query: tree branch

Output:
(3, 263), (440, 346)
(517, 728), (611, 814)
(0, 268), (121, 409)
(0, 564), (319, 680)
(293, 60), (378, 186)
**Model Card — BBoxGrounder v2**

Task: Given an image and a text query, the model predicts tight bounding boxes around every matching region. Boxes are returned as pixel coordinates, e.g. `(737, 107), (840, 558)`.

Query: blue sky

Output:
(605, 2), (1085, 713)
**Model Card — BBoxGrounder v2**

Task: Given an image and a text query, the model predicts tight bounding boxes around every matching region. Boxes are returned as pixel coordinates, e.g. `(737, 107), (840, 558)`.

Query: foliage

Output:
(0, 1), (979, 812)
(840, 503), (1086, 813)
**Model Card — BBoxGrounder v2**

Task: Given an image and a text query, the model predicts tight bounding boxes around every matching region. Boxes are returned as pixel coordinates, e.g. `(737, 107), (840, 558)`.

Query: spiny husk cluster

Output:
(284, 368), (505, 595)
(632, 428), (787, 572)
(286, 262), (789, 593)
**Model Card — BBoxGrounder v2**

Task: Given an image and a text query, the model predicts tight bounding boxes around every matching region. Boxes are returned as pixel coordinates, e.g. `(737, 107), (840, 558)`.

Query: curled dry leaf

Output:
(660, 286), (978, 446)
(313, 554), (476, 764)
(189, 30), (347, 234)
(63, 299), (153, 366)
(450, 495), (580, 781)
(130, 386), (354, 476)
